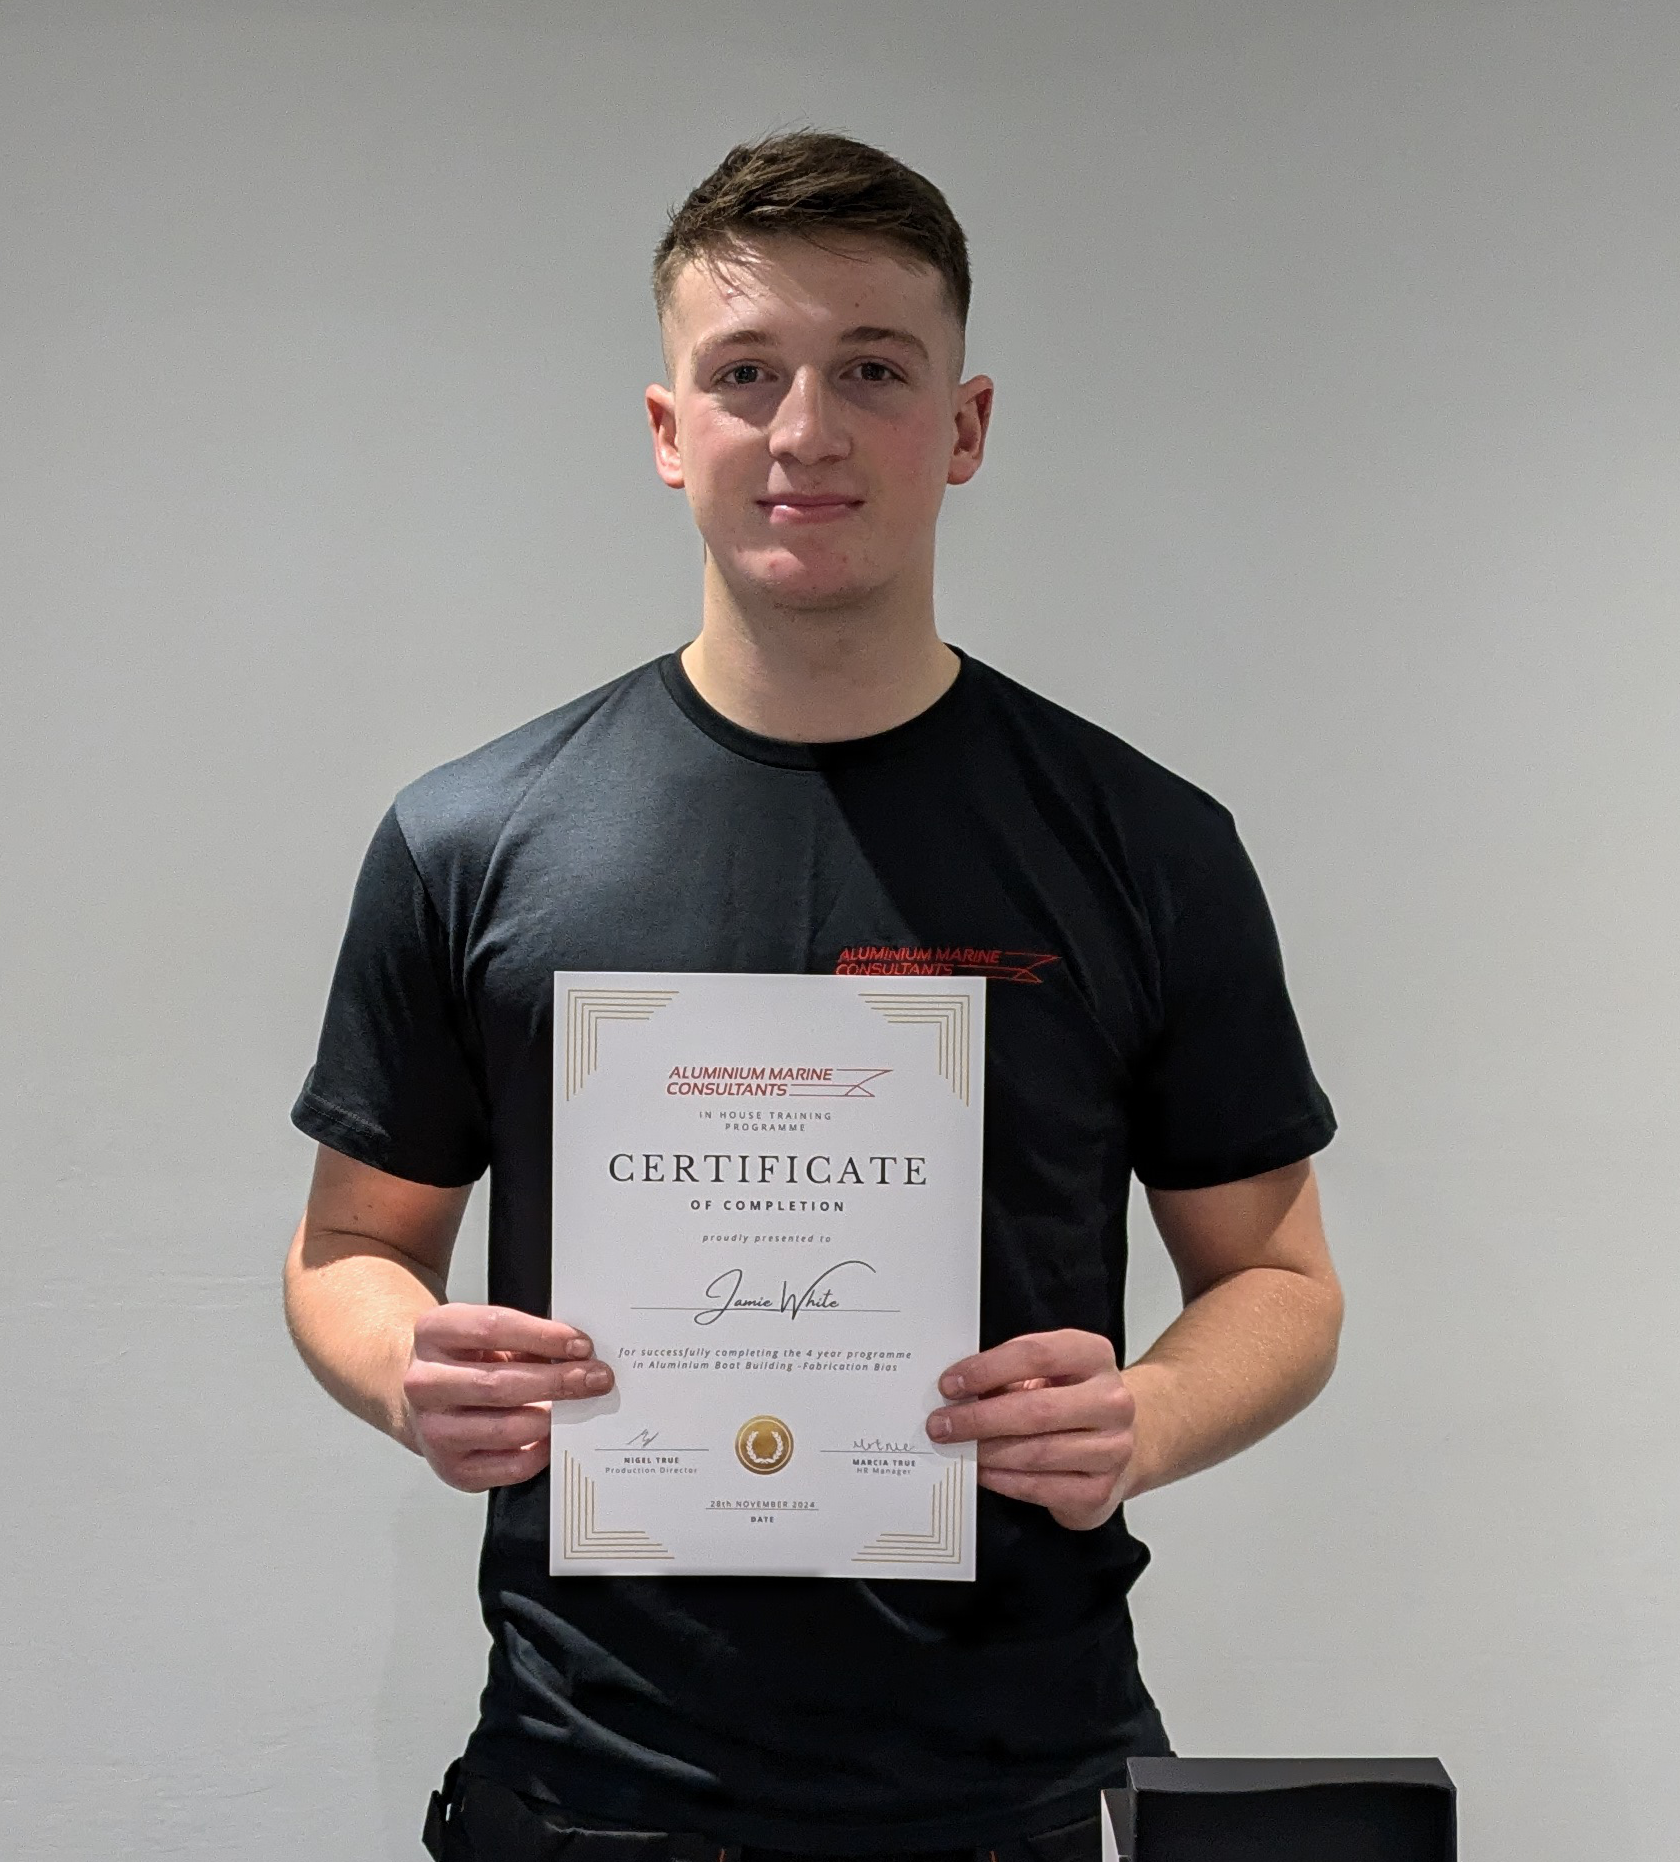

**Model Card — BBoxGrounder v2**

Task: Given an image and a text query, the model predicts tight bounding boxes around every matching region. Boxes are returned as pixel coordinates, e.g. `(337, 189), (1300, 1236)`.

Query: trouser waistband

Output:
(423, 1762), (1101, 1862)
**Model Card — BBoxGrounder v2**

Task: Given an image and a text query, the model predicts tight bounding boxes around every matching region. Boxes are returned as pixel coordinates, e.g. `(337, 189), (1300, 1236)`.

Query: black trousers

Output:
(423, 1764), (1103, 1862)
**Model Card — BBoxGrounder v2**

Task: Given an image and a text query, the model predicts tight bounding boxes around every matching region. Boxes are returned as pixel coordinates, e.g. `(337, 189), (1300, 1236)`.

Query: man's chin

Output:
(768, 587), (879, 616)
(729, 561), (886, 616)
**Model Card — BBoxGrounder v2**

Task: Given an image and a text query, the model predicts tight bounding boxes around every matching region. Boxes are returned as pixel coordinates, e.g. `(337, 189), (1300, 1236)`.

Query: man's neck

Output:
(680, 561), (960, 744)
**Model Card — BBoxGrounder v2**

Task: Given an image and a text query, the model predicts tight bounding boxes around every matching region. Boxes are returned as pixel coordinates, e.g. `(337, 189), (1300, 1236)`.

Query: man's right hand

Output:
(401, 1305), (615, 1493)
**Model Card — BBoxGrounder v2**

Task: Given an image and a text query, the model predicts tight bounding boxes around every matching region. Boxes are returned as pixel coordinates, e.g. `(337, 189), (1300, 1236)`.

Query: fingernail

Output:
(584, 1368), (610, 1392)
(566, 1338), (591, 1359)
(927, 1412), (952, 1441)
(940, 1373), (964, 1397)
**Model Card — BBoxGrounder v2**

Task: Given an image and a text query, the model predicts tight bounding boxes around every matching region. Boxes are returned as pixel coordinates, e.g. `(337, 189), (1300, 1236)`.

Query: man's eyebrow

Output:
(690, 323), (932, 369)
(692, 326), (779, 366)
(838, 325), (930, 363)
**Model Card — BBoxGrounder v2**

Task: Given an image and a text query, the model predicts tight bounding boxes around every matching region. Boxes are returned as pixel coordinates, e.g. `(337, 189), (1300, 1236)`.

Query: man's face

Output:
(647, 235), (992, 614)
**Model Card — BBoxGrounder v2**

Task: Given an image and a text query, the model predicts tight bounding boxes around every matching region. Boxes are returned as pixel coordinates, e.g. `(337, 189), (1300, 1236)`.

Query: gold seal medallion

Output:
(734, 1415), (794, 1476)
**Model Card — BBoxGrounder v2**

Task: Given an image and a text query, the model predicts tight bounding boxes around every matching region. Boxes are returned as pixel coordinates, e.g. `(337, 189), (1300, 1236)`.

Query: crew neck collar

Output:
(657, 647), (973, 770)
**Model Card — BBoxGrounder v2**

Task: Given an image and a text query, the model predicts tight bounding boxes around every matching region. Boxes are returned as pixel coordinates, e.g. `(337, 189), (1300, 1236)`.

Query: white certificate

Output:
(549, 971), (984, 1580)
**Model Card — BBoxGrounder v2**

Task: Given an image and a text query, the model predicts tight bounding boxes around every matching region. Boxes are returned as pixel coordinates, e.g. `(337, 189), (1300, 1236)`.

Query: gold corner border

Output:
(558, 1452), (674, 1561)
(561, 987), (679, 1100)
(858, 991), (973, 1105)
(852, 1460), (967, 1566)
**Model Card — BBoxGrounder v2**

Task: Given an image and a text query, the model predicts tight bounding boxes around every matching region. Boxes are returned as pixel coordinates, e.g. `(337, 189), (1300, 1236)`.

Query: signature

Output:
(625, 1428), (660, 1448)
(851, 1438), (921, 1454)
(695, 1260), (876, 1326)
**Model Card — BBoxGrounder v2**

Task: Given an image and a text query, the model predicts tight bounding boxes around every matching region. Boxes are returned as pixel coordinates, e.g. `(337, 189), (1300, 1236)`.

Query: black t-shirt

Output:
(292, 649), (1335, 1850)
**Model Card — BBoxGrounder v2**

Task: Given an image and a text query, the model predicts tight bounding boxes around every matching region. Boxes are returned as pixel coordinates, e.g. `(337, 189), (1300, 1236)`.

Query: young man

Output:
(285, 132), (1341, 1862)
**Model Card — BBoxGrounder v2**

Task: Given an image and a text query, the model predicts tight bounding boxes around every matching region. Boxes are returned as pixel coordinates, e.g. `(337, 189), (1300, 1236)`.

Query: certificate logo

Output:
(667, 1065), (890, 1100)
(735, 1415), (794, 1476)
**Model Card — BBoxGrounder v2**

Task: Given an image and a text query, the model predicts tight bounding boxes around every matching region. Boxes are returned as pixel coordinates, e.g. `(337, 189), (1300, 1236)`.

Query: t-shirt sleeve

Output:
(291, 805), (492, 1188)
(1129, 809), (1336, 1191)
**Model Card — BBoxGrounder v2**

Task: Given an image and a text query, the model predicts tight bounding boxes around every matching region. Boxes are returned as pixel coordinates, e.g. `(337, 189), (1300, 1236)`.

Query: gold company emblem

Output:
(734, 1415), (794, 1476)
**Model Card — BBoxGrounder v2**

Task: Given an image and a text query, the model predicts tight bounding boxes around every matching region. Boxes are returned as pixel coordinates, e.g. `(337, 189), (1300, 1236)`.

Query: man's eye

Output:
(855, 361), (900, 383)
(721, 364), (764, 387)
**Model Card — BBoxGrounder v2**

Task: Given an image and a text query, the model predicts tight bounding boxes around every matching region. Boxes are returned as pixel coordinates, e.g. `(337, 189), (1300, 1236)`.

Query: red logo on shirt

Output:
(833, 945), (1061, 984)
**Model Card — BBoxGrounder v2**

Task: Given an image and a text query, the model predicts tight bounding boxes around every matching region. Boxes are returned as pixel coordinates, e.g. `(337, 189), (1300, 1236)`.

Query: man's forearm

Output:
(283, 1225), (444, 1449)
(1120, 1264), (1342, 1500)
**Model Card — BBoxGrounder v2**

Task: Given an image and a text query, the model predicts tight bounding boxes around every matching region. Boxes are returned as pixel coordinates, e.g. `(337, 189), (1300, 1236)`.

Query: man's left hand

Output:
(926, 1329), (1135, 1531)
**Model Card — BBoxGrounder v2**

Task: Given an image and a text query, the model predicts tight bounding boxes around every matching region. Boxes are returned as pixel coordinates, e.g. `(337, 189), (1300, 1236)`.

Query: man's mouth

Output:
(757, 495), (863, 524)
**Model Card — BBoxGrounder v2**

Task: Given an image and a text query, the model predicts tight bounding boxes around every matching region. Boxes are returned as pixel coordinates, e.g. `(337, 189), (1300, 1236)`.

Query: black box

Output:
(1100, 1758), (1456, 1861)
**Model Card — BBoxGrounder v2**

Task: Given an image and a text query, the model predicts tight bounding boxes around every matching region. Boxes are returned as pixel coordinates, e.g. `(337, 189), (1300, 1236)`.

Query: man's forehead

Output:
(662, 235), (955, 360)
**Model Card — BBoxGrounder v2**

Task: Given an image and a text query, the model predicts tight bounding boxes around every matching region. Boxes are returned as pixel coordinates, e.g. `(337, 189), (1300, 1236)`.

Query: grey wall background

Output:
(4, 2), (1676, 1856)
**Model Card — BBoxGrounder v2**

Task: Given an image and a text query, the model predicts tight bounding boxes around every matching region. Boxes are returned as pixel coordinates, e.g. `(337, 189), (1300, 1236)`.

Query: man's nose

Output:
(769, 366), (849, 466)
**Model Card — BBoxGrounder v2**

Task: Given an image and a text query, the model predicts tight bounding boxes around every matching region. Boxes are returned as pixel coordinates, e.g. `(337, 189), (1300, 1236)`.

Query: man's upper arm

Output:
(1127, 802), (1336, 1195)
(291, 805), (492, 1191)
(292, 1143), (472, 1288)
(1145, 1158), (1337, 1307)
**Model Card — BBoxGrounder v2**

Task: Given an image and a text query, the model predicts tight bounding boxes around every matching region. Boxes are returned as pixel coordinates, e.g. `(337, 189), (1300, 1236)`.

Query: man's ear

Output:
(947, 375), (994, 488)
(646, 383), (684, 489)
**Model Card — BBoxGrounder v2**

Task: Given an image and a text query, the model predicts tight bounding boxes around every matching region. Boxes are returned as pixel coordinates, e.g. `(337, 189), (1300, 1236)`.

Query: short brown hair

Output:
(652, 130), (971, 330)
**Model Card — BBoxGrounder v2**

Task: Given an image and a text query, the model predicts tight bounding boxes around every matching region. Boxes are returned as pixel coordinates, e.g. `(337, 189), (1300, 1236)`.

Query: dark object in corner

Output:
(1101, 1757), (1455, 1861)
